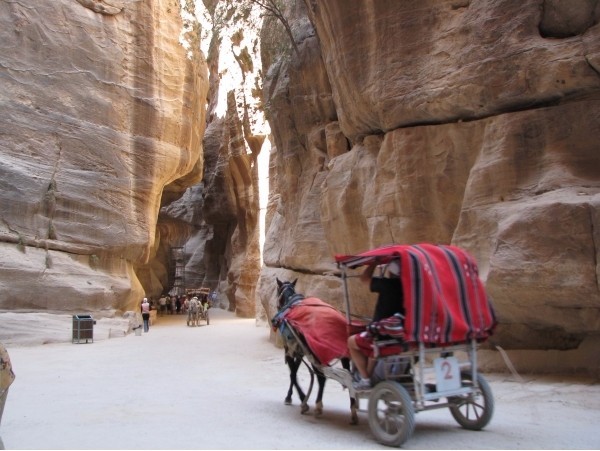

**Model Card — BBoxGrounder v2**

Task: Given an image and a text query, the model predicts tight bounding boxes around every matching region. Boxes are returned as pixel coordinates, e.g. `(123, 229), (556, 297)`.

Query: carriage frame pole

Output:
(339, 264), (352, 324)
(471, 337), (479, 388)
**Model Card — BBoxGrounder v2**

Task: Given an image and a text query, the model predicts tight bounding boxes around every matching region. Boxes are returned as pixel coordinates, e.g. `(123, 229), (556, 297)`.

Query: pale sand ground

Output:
(1, 308), (599, 450)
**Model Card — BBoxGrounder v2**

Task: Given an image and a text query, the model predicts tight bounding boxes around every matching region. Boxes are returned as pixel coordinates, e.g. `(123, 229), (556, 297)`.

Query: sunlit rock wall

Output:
(154, 0), (266, 318)
(257, 0), (600, 355)
(0, 0), (208, 316)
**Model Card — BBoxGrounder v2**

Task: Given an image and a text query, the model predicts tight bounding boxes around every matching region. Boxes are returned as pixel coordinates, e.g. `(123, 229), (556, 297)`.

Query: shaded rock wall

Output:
(168, 94), (262, 317)
(257, 0), (600, 354)
(0, 0), (208, 315)
(203, 1), (268, 317)
(154, 0), (266, 317)
(14, 0), (268, 320)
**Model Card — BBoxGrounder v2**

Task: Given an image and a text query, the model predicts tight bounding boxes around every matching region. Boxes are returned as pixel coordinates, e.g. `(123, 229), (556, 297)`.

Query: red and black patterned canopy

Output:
(336, 243), (497, 345)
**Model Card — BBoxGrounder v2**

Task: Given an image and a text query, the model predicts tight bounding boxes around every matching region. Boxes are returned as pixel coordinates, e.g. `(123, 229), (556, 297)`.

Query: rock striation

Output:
(257, 0), (600, 356)
(0, 0), (208, 316)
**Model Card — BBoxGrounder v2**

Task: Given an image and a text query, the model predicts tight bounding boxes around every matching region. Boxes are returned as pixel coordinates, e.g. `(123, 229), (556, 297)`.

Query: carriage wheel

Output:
(368, 381), (415, 447)
(206, 310), (210, 325)
(448, 372), (494, 430)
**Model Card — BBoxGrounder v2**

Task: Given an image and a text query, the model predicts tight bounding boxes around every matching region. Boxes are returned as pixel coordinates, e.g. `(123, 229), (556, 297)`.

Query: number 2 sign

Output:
(433, 356), (461, 392)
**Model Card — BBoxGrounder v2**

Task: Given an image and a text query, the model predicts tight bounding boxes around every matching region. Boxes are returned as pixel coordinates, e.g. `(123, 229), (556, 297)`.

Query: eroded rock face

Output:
(136, 1), (265, 319)
(221, 92), (262, 317)
(305, 0), (600, 141)
(0, 0), (208, 314)
(257, 0), (600, 352)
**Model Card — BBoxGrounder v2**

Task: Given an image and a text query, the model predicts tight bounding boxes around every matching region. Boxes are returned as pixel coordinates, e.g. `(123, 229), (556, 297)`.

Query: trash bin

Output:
(72, 315), (96, 344)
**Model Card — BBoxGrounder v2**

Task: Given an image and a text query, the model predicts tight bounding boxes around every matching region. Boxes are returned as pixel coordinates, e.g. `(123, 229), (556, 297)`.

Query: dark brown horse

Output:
(272, 278), (358, 424)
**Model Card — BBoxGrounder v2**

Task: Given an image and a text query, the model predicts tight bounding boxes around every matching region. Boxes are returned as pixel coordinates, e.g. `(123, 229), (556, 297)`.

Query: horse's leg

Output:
(285, 366), (294, 405)
(285, 355), (305, 405)
(313, 366), (326, 416)
(300, 358), (315, 414)
(342, 357), (359, 425)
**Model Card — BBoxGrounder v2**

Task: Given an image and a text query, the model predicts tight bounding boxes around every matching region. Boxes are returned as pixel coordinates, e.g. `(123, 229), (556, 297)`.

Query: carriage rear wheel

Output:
(206, 310), (210, 325)
(448, 372), (494, 430)
(368, 381), (415, 447)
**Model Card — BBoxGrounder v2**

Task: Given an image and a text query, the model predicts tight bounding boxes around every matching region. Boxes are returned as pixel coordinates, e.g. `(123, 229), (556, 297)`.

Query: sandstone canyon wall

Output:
(0, 0), (266, 336)
(156, 2), (265, 318)
(257, 0), (600, 364)
(0, 0), (208, 316)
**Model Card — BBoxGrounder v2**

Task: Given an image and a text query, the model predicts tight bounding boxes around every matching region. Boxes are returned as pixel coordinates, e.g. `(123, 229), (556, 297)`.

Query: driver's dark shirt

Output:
(370, 277), (404, 321)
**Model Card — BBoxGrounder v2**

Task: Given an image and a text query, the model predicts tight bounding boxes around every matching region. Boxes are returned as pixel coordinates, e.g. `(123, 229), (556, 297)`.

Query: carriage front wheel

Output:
(368, 381), (415, 447)
(448, 371), (494, 430)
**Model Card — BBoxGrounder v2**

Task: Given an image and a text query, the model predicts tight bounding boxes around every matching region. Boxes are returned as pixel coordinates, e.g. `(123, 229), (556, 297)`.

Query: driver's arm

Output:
(360, 261), (377, 285)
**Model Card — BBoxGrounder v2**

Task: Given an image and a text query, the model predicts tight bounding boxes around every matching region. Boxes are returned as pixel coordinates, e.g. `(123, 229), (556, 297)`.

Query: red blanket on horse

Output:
(283, 297), (350, 365)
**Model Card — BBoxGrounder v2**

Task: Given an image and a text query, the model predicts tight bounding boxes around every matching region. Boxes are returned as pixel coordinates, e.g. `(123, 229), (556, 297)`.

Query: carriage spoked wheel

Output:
(368, 381), (415, 447)
(448, 371), (494, 430)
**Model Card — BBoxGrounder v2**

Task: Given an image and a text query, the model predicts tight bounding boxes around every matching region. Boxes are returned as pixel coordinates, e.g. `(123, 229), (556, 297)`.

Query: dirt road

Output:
(1, 309), (598, 449)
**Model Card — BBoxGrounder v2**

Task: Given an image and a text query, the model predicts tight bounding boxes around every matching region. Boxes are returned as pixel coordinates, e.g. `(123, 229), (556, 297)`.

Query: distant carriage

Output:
(186, 296), (200, 326)
(185, 288), (211, 326)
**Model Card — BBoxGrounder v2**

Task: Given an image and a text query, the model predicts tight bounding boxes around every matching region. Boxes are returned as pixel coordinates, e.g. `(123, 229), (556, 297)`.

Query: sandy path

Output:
(1, 308), (599, 449)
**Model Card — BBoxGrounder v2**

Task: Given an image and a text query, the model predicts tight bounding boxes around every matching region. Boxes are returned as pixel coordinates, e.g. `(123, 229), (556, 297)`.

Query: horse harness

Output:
(277, 282), (304, 310)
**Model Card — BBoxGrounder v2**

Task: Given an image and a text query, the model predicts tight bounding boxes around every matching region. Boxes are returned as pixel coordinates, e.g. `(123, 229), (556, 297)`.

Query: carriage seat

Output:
(346, 319), (368, 336)
(372, 337), (407, 358)
(368, 313), (407, 358)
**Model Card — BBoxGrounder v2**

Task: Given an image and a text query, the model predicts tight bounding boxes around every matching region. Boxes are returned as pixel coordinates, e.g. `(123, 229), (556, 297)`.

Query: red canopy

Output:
(335, 244), (405, 267)
(336, 243), (497, 345)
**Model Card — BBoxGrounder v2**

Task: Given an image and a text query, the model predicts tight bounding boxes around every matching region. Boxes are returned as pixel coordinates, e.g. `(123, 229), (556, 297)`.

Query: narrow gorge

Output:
(0, 0), (598, 373)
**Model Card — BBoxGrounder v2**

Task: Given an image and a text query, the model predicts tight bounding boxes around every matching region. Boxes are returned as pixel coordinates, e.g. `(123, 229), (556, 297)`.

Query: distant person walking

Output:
(141, 297), (151, 332)
(168, 295), (174, 315)
(158, 295), (167, 316)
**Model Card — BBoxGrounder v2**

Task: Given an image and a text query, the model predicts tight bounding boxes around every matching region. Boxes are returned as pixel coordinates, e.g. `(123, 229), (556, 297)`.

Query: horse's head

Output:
(276, 277), (299, 310)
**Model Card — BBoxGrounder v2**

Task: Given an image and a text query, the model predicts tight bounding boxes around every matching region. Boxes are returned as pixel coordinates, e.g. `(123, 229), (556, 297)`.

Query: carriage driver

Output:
(347, 257), (405, 390)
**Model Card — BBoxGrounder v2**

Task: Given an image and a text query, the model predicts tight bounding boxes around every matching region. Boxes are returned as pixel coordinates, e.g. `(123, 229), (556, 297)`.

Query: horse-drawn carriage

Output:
(272, 243), (497, 447)
(186, 288), (211, 326)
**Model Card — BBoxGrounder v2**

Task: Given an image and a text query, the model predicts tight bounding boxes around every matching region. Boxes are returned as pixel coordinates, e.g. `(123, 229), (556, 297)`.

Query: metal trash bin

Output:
(72, 315), (96, 343)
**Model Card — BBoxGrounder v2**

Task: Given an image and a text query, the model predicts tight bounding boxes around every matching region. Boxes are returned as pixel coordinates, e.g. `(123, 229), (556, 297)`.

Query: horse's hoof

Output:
(284, 398), (292, 405)
(350, 414), (359, 425)
(315, 402), (323, 416)
(301, 404), (309, 414)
